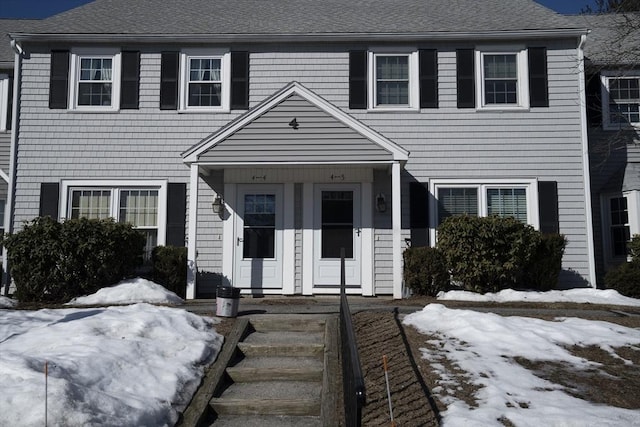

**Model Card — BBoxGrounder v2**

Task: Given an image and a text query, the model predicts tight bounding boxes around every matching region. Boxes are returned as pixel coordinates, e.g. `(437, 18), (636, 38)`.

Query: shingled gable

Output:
(182, 82), (409, 165)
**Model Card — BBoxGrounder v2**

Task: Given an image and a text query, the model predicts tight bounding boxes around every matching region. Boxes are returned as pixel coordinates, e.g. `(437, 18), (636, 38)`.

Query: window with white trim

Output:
(180, 49), (230, 111)
(608, 196), (630, 258)
(432, 180), (537, 230)
(368, 50), (419, 109)
(64, 182), (166, 260)
(602, 72), (640, 128)
(476, 48), (529, 109)
(70, 49), (121, 110)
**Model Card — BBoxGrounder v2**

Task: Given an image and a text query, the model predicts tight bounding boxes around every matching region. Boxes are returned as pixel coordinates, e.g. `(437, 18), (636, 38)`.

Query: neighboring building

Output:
(571, 13), (640, 281)
(6, 0), (596, 298)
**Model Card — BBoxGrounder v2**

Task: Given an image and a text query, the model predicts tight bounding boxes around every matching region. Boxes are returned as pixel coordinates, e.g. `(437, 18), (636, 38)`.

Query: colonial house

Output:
(4, 0), (597, 298)
(572, 12), (640, 281)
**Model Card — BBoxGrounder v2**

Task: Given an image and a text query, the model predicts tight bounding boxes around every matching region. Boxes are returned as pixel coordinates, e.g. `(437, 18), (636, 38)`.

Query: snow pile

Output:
(0, 296), (17, 308)
(68, 277), (183, 306)
(0, 303), (222, 427)
(438, 288), (640, 307)
(404, 304), (640, 426)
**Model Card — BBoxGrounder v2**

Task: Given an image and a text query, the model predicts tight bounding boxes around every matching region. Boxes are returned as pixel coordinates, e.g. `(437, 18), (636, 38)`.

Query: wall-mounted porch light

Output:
(376, 193), (387, 213)
(212, 195), (224, 214)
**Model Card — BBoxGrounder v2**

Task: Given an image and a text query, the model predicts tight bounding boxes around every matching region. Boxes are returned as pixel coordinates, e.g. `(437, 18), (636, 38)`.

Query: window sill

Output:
(67, 107), (120, 113)
(178, 108), (230, 114)
(366, 106), (420, 113)
(603, 123), (640, 131)
(476, 105), (530, 113)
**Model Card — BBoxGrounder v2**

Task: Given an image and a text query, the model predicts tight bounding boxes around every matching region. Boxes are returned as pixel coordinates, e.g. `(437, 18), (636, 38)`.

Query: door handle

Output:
(355, 228), (361, 236)
(237, 237), (243, 246)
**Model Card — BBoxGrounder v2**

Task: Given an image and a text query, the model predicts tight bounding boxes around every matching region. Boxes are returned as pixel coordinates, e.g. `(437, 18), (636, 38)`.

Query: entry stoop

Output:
(206, 314), (338, 426)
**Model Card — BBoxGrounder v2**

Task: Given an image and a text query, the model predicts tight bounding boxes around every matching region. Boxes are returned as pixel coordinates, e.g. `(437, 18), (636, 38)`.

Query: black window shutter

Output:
(528, 47), (548, 108)
(49, 50), (69, 109)
(419, 49), (438, 109)
(166, 183), (186, 247)
(120, 51), (140, 109)
(39, 183), (60, 219)
(456, 49), (475, 109)
(538, 181), (559, 234)
(160, 51), (179, 110)
(409, 182), (429, 247)
(585, 73), (602, 127)
(349, 50), (367, 109)
(230, 51), (249, 110)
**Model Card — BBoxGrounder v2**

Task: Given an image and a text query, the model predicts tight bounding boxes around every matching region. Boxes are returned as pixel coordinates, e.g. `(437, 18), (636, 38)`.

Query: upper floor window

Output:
(69, 49), (121, 111)
(476, 48), (529, 110)
(367, 50), (419, 110)
(602, 72), (640, 129)
(179, 49), (230, 111)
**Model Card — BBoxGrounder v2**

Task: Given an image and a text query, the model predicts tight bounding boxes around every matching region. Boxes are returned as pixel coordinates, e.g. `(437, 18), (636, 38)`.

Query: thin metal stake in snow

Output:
(383, 354), (396, 427)
(44, 360), (48, 427)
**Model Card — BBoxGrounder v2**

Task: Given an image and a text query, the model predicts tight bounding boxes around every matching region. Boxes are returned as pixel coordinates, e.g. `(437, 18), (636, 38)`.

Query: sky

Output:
(0, 0), (601, 19)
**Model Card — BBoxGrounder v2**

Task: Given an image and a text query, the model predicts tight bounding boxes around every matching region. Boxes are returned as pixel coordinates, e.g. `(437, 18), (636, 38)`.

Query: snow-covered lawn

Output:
(0, 280), (223, 427)
(438, 288), (640, 306)
(404, 304), (640, 426)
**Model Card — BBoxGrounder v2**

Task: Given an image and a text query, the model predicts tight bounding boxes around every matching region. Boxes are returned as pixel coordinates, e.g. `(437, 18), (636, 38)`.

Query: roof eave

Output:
(9, 28), (589, 44)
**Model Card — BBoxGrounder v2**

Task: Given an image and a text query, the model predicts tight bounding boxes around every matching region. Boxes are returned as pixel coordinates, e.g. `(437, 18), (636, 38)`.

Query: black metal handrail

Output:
(339, 248), (366, 426)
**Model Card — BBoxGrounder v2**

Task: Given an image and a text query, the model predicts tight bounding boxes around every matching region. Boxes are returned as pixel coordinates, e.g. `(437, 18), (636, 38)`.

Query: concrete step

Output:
(231, 355), (323, 370)
(237, 342), (324, 357)
(209, 415), (322, 427)
(210, 381), (321, 416)
(226, 366), (323, 382)
(242, 330), (324, 345)
(249, 315), (326, 332)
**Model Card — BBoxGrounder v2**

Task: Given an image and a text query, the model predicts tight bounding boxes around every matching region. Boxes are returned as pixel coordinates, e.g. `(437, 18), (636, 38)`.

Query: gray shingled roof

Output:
(0, 19), (41, 68)
(15, 0), (582, 37)
(567, 13), (640, 66)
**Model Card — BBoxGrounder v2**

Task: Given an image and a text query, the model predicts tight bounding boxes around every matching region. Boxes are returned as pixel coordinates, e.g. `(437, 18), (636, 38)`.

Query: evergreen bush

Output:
(403, 246), (450, 296)
(524, 233), (567, 291)
(437, 215), (564, 293)
(3, 216), (145, 303)
(604, 234), (640, 299)
(152, 245), (188, 298)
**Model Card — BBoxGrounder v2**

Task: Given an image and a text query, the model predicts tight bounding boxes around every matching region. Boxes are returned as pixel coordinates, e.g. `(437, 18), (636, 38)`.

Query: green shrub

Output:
(524, 233), (567, 291)
(152, 245), (187, 298)
(403, 246), (450, 296)
(437, 215), (543, 293)
(604, 261), (640, 299)
(628, 234), (640, 261)
(3, 216), (145, 303)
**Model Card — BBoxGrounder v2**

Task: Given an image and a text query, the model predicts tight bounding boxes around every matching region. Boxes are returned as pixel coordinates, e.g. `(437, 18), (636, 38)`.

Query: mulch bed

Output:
(353, 310), (440, 426)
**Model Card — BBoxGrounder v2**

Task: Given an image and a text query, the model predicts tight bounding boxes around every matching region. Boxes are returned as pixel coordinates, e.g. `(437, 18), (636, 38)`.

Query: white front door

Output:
(313, 184), (361, 286)
(234, 185), (283, 289)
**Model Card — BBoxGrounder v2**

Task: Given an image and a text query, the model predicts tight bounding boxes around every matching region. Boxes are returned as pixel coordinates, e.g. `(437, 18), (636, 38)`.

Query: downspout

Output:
(2, 40), (23, 295)
(577, 33), (598, 288)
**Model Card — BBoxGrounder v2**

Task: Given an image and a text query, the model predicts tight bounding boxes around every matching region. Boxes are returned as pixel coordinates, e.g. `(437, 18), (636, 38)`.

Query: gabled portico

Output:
(182, 82), (408, 299)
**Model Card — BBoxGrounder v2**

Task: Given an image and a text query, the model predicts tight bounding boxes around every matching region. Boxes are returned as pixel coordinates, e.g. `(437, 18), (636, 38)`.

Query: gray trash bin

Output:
(216, 286), (241, 317)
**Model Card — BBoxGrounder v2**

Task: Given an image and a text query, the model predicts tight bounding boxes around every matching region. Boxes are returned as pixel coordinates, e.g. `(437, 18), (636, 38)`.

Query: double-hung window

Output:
(63, 181), (167, 260)
(609, 196), (630, 258)
(368, 50), (419, 110)
(431, 180), (538, 241)
(70, 49), (121, 110)
(602, 72), (640, 129)
(476, 48), (529, 109)
(180, 49), (230, 111)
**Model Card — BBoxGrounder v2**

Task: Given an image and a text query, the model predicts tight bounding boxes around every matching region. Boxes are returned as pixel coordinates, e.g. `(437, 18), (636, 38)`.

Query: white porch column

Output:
(186, 164), (199, 299)
(392, 162), (403, 299)
(302, 182), (314, 295)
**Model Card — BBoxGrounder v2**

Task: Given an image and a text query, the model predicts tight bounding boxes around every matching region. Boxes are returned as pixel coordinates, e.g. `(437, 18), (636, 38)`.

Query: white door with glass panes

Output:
(234, 185), (283, 289)
(313, 184), (361, 286)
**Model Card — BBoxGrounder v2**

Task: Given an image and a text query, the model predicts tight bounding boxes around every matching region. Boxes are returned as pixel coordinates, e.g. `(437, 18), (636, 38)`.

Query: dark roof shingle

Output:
(20, 0), (582, 36)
